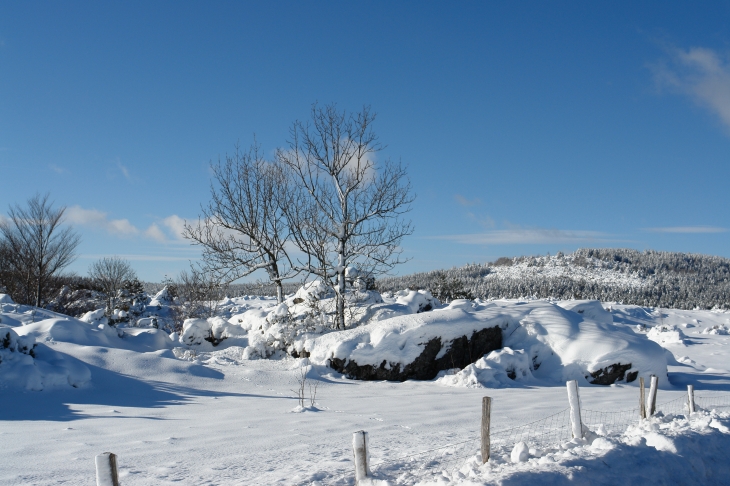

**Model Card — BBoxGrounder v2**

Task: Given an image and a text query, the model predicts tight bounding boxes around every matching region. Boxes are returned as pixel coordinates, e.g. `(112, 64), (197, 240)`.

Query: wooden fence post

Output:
(647, 374), (659, 416)
(639, 377), (646, 419)
(687, 384), (696, 413)
(566, 380), (583, 439)
(95, 452), (119, 486)
(481, 397), (491, 463)
(352, 430), (370, 483)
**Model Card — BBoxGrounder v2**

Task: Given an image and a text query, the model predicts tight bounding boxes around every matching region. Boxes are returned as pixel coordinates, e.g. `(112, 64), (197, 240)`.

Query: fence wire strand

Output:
(696, 394), (730, 411)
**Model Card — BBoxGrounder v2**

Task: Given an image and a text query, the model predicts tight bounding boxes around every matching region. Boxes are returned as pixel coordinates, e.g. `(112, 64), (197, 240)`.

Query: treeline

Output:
(377, 248), (730, 310)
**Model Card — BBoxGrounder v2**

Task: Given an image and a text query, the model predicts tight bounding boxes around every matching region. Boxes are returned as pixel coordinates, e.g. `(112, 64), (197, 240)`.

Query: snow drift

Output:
(300, 299), (668, 385)
(0, 325), (90, 390)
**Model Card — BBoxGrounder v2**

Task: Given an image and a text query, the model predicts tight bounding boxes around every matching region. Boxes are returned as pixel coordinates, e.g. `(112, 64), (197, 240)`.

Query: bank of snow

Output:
(393, 410), (730, 485)
(300, 299), (668, 386)
(0, 325), (90, 390)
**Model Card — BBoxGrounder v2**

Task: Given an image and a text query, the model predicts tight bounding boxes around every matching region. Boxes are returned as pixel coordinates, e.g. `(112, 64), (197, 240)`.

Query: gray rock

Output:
(329, 326), (502, 381)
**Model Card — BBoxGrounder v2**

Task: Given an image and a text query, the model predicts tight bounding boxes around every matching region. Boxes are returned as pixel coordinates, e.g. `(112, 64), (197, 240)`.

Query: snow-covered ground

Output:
(1, 292), (729, 485)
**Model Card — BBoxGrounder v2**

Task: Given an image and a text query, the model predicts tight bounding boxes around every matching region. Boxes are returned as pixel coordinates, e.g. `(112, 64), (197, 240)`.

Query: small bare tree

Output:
(88, 256), (137, 317)
(0, 194), (80, 307)
(278, 104), (414, 329)
(184, 143), (297, 303)
(172, 266), (228, 324)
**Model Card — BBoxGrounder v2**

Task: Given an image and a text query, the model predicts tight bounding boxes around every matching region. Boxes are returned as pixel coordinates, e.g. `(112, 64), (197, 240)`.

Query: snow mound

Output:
(0, 325), (90, 390)
(302, 300), (668, 386)
(557, 300), (612, 325)
(180, 316), (247, 346)
(647, 324), (688, 345)
(394, 289), (440, 313)
(702, 324), (729, 335)
(0, 293), (15, 304)
(79, 308), (108, 327)
(436, 347), (534, 388)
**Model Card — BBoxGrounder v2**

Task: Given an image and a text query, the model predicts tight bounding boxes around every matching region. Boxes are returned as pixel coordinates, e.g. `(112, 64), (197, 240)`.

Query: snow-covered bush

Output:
(395, 289), (439, 313)
(647, 325), (688, 345)
(1, 326), (36, 359)
(180, 319), (213, 346)
(80, 308), (109, 327)
(702, 324), (729, 335)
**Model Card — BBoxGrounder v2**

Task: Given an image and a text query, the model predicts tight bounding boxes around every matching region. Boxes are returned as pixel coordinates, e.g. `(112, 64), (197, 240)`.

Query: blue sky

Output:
(1, 2), (729, 282)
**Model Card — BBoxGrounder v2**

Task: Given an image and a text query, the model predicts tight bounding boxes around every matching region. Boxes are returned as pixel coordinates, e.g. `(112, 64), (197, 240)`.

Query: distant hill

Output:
(377, 248), (730, 310)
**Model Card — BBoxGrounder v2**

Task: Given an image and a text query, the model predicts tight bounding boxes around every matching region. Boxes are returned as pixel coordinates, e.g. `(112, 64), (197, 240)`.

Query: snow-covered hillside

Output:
(1, 289), (729, 485)
(378, 248), (730, 310)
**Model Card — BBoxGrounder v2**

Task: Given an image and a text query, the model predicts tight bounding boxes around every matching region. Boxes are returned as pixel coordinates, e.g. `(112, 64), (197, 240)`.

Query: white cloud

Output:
(65, 206), (140, 237)
(144, 223), (168, 242)
(431, 228), (613, 245)
(162, 215), (188, 241)
(65, 206), (193, 243)
(652, 46), (730, 133)
(644, 226), (727, 234)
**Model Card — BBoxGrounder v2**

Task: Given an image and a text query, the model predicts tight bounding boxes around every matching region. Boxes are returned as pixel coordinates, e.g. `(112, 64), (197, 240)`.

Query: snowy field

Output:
(1, 292), (729, 485)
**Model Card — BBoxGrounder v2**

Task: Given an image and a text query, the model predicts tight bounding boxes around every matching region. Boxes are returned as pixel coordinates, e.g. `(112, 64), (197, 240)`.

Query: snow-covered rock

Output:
(301, 300), (668, 385)
(647, 324), (687, 345)
(0, 293), (15, 304)
(395, 289), (440, 313)
(436, 347), (534, 388)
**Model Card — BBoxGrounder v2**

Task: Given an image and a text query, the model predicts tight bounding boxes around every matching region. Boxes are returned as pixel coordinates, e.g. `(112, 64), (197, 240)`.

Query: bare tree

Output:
(278, 104), (414, 329)
(0, 194), (81, 307)
(88, 256), (137, 316)
(184, 143), (297, 303)
(170, 266), (228, 329)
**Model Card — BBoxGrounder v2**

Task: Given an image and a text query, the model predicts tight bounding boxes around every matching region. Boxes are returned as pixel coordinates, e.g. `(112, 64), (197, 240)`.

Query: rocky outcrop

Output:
(329, 326), (502, 381)
(589, 363), (636, 385)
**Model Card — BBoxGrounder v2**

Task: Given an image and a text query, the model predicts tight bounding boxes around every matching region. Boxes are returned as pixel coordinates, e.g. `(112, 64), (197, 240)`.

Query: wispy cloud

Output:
(431, 228), (614, 245)
(644, 226), (727, 234)
(49, 164), (67, 174)
(65, 205), (190, 242)
(66, 206), (140, 237)
(79, 253), (197, 262)
(454, 194), (481, 207)
(118, 162), (133, 182)
(651, 45), (730, 133)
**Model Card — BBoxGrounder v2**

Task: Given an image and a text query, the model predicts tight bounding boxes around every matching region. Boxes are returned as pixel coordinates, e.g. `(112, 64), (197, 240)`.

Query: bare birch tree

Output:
(0, 193), (80, 307)
(183, 143), (297, 303)
(278, 104), (414, 329)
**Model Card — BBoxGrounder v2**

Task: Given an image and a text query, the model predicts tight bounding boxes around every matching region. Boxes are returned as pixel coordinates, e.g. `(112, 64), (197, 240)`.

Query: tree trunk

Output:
(275, 280), (283, 304)
(35, 269), (41, 308)
(337, 241), (346, 329)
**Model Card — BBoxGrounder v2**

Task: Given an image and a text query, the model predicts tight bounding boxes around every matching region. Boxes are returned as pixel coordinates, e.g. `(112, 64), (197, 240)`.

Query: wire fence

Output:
(315, 389), (730, 485)
(696, 394), (730, 411)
